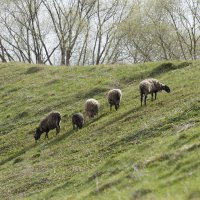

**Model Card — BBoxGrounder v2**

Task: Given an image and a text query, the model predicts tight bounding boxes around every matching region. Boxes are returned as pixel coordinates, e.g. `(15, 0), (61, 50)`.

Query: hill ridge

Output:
(0, 61), (200, 200)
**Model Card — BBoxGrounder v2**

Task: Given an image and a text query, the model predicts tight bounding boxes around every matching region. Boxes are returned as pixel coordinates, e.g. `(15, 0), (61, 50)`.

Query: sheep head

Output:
(34, 127), (42, 141)
(163, 85), (170, 93)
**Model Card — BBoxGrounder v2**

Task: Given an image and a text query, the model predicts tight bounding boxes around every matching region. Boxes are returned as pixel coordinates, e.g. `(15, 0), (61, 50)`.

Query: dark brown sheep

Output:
(72, 113), (84, 130)
(34, 111), (61, 141)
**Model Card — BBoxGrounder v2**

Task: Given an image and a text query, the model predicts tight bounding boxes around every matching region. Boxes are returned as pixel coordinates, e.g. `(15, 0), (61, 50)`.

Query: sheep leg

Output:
(73, 123), (76, 130)
(155, 92), (157, 100)
(56, 126), (60, 134)
(55, 121), (60, 134)
(110, 104), (112, 111)
(144, 95), (147, 106)
(141, 94), (143, 106)
(151, 93), (154, 101)
(56, 128), (59, 134)
(45, 131), (49, 139)
(115, 104), (118, 110)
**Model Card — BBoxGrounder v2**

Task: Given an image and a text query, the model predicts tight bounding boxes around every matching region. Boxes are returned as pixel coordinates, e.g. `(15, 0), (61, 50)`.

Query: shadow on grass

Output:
(119, 72), (149, 84)
(87, 171), (104, 183)
(0, 128), (76, 166)
(159, 175), (188, 188)
(46, 129), (75, 146)
(148, 142), (200, 180)
(169, 129), (200, 149)
(7, 87), (21, 93)
(95, 106), (141, 133)
(0, 65), (7, 70)
(132, 189), (152, 200)
(158, 160), (200, 181)
(90, 179), (122, 196)
(25, 66), (42, 74)
(35, 106), (54, 116)
(14, 111), (29, 121)
(0, 142), (37, 166)
(76, 87), (108, 99)
(2, 100), (198, 167)
(44, 180), (75, 199)
(119, 62), (191, 85)
(149, 62), (191, 77)
(103, 102), (200, 153)
(187, 190), (200, 200)
(44, 79), (60, 86)
(13, 157), (24, 164)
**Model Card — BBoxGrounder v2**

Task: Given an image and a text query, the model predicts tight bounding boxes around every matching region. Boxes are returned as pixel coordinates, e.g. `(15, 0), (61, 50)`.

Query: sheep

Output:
(139, 78), (170, 106)
(34, 111), (61, 141)
(107, 89), (122, 111)
(85, 98), (100, 118)
(72, 113), (84, 130)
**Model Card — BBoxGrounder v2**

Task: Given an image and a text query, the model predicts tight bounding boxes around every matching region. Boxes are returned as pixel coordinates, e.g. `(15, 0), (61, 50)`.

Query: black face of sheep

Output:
(34, 127), (42, 141)
(91, 108), (98, 117)
(90, 112), (95, 118)
(163, 85), (171, 93)
(114, 103), (120, 110)
(77, 122), (83, 129)
(72, 113), (84, 130)
(89, 106), (98, 118)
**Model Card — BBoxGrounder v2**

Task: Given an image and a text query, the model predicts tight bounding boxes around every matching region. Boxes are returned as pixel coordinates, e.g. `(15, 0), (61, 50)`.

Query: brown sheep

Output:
(85, 98), (100, 118)
(34, 111), (61, 141)
(107, 89), (122, 111)
(72, 113), (84, 130)
(139, 78), (170, 106)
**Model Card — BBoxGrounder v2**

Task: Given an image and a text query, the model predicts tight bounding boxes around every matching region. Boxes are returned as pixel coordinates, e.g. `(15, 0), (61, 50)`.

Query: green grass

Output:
(0, 60), (200, 200)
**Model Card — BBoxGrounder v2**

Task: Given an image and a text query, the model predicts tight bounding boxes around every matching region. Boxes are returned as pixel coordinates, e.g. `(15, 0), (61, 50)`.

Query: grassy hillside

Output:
(0, 61), (200, 200)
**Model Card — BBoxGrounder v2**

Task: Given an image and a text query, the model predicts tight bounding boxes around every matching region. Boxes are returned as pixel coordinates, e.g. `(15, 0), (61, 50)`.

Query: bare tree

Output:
(1, 0), (200, 65)
(42, 0), (97, 66)
(0, 0), (58, 64)
(90, 0), (129, 65)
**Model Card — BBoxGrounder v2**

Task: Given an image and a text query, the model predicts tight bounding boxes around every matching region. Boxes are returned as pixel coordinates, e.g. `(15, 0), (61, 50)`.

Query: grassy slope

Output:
(0, 61), (200, 200)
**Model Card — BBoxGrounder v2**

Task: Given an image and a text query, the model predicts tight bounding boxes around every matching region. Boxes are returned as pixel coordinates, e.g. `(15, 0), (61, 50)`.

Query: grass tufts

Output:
(13, 157), (24, 164)
(25, 66), (43, 74)
(132, 189), (152, 200)
(0, 61), (200, 200)
(150, 62), (190, 76)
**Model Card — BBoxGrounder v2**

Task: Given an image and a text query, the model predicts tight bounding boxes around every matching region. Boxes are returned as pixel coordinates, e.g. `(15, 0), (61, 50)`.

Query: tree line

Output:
(0, 0), (200, 66)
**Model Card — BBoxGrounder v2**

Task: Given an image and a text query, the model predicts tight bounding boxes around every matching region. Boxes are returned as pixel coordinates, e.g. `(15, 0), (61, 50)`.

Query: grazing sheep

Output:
(85, 98), (100, 118)
(34, 111), (61, 141)
(139, 78), (170, 106)
(72, 113), (84, 130)
(107, 89), (122, 111)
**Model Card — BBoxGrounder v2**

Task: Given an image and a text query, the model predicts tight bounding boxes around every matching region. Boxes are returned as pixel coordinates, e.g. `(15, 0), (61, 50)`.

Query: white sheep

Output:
(85, 98), (100, 118)
(139, 78), (170, 106)
(107, 89), (122, 111)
